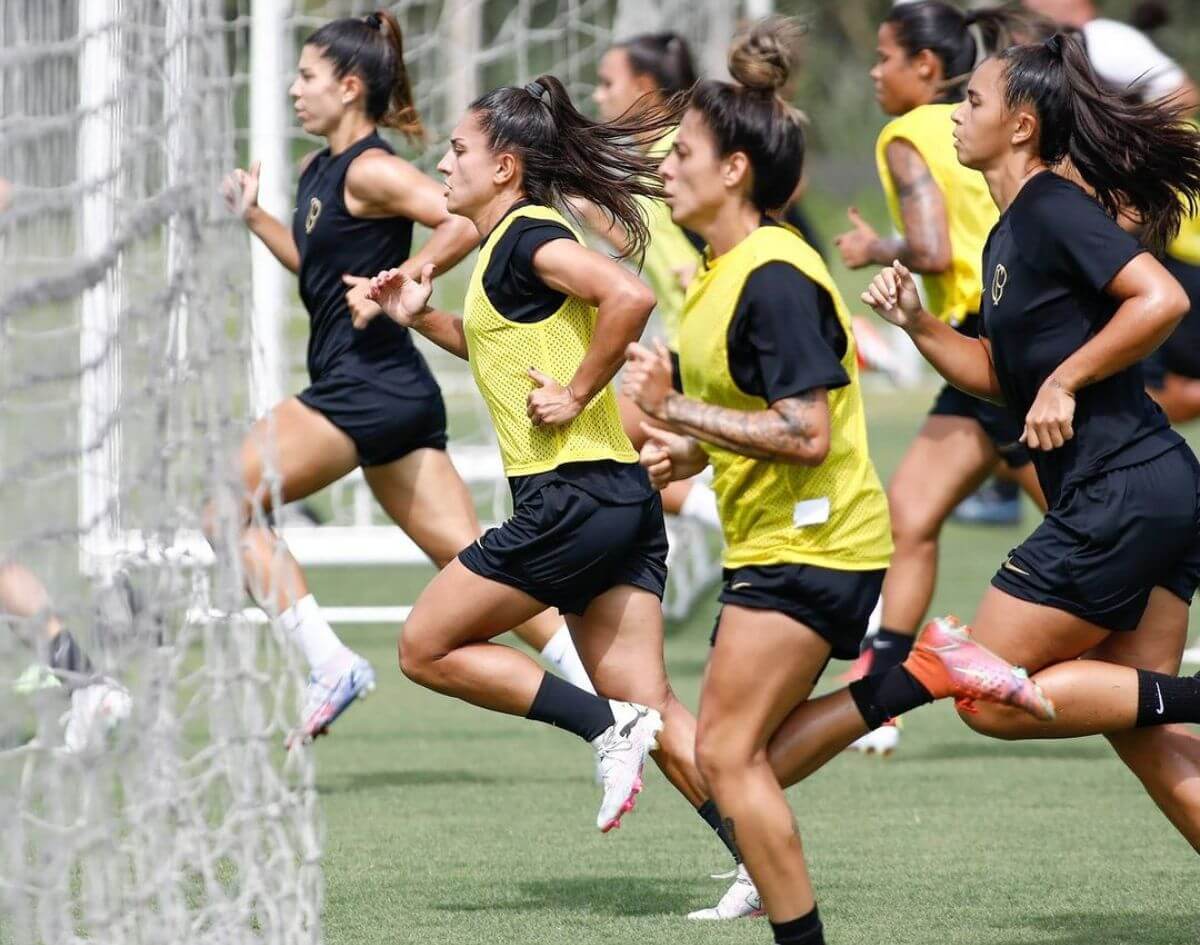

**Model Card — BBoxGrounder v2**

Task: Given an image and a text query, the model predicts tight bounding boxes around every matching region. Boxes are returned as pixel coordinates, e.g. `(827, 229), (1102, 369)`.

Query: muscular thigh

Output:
(567, 585), (667, 703)
(240, 398), (358, 510)
(363, 448), (481, 568)
(1084, 586), (1190, 674)
(888, 414), (998, 537)
(968, 586), (1110, 673)
(699, 606), (832, 757)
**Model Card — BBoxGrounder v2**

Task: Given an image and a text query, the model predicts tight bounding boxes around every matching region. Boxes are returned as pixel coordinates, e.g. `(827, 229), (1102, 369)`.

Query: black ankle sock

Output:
(525, 672), (614, 742)
(1135, 669), (1200, 727)
(697, 799), (741, 863)
(870, 627), (914, 674)
(47, 629), (95, 689)
(849, 665), (933, 729)
(771, 906), (824, 944)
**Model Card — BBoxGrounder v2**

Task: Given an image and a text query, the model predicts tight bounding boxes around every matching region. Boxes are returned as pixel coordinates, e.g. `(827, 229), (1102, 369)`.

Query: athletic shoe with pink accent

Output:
(687, 864), (764, 920)
(592, 700), (662, 832)
(920, 616), (1055, 721)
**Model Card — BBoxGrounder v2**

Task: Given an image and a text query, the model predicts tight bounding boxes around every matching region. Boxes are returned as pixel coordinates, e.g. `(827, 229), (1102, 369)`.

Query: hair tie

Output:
(1045, 33), (1065, 57)
(364, 12), (382, 29)
(524, 79), (550, 103)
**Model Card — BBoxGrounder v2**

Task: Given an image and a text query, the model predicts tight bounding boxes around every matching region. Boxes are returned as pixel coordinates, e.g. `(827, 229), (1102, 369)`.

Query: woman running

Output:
(364, 73), (745, 910)
(220, 11), (589, 746)
(750, 34), (1200, 879)
(622, 20), (1050, 943)
(585, 32), (721, 529)
(832, 1), (1051, 755)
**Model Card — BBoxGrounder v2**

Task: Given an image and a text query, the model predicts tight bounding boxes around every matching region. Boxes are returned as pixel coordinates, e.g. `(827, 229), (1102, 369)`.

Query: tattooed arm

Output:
(835, 139), (952, 274)
(658, 389), (832, 466)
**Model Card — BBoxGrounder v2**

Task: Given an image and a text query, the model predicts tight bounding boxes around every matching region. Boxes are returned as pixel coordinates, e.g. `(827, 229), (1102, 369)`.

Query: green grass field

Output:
(300, 381), (1200, 945)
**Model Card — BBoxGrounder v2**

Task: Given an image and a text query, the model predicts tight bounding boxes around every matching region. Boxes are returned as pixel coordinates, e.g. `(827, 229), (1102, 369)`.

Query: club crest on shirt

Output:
(991, 262), (1008, 306)
(305, 196), (322, 234)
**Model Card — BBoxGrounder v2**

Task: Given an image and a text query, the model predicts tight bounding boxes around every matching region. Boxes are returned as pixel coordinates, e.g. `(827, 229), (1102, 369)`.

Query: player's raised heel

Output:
(593, 701), (662, 832)
(918, 616), (1055, 722)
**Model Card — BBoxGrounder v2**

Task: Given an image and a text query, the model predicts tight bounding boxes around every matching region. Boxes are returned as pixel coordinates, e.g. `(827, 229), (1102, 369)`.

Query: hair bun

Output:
(727, 16), (806, 95)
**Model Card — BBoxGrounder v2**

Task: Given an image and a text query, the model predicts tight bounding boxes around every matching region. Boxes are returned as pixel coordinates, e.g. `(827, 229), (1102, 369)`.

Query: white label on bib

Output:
(793, 497), (830, 528)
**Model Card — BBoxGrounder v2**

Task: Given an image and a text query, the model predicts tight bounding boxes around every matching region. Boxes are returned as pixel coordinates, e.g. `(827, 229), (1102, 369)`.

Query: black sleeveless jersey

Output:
(293, 131), (434, 396)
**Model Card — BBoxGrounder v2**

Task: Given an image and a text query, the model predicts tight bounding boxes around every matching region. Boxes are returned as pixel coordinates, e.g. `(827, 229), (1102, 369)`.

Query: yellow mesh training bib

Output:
(876, 103), (997, 326)
(677, 225), (893, 571)
(638, 129), (704, 351)
(464, 204), (637, 477)
(1169, 205), (1200, 266)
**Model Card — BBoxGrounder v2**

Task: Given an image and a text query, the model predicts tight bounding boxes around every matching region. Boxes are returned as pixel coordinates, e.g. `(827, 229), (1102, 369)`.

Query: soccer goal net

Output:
(0, 1), (758, 941)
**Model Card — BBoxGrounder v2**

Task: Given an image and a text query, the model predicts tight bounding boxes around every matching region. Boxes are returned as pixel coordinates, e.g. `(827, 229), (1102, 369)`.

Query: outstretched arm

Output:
(862, 261), (1003, 404)
(222, 159), (301, 273)
(835, 140), (951, 274)
(367, 264), (469, 360)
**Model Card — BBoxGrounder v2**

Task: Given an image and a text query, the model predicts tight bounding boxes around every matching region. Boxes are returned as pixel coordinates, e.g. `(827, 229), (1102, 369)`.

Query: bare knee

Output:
(695, 724), (755, 787)
(397, 619), (450, 689)
(887, 482), (943, 549)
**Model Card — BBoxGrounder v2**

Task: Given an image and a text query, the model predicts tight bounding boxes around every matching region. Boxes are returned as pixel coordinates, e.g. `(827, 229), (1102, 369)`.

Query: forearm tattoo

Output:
(875, 139), (951, 273)
(663, 390), (824, 462)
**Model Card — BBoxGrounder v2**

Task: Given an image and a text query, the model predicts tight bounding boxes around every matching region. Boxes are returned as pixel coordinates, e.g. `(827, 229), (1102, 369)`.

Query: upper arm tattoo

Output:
(663, 389), (827, 462)
(887, 139), (951, 273)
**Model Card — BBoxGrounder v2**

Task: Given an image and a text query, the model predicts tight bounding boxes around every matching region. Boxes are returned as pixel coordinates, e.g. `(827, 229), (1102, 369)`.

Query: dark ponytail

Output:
(687, 16), (807, 214)
(469, 75), (685, 261)
(886, 1), (1054, 102)
(616, 32), (698, 97)
(999, 32), (1200, 253)
(305, 10), (424, 141)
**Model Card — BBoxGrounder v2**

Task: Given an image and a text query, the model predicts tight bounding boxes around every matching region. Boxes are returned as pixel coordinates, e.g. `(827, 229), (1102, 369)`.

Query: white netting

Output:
(0, 1), (741, 940)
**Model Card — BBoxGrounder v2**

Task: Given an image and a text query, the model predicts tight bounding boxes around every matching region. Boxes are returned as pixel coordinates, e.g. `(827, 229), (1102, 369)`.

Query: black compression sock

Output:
(771, 906), (824, 944)
(1135, 669), (1200, 727)
(994, 477), (1020, 501)
(870, 627), (914, 674)
(697, 799), (741, 863)
(526, 672), (615, 742)
(47, 629), (95, 689)
(849, 665), (933, 729)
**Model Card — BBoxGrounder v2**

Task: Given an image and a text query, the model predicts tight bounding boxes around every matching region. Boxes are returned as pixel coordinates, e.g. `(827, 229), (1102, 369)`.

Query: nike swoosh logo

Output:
(1155, 682), (1165, 715)
(730, 582), (753, 591)
(619, 707), (649, 738)
(1003, 558), (1031, 577)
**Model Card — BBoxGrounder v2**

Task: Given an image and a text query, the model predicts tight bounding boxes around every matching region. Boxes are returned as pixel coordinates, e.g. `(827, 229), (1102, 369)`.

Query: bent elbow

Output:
(1163, 281), (1191, 326)
(913, 247), (951, 275)
(780, 431), (830, 467)
(621, 280), (656, 324)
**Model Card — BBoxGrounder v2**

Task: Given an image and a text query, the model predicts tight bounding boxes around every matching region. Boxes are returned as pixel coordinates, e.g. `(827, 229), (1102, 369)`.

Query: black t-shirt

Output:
(979, 171), (1179, 505)
(481, 201), (653, 505)
(725, 260), (850, 403)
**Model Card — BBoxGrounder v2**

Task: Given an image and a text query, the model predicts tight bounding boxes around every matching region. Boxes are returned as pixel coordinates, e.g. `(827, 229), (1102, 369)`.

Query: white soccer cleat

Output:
(688, 864), (764, 920)
(289, 651), (376, 749)
(849, 719), (901, 756)
(592, 700), (662, 832)
(62, 678), (132, 754)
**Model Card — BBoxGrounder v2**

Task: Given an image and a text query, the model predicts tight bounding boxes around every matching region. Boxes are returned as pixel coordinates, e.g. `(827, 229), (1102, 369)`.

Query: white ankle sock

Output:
(540, 625), (595, 695)
(274, 594), (347, 670)
(680, 480), (721, 530)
